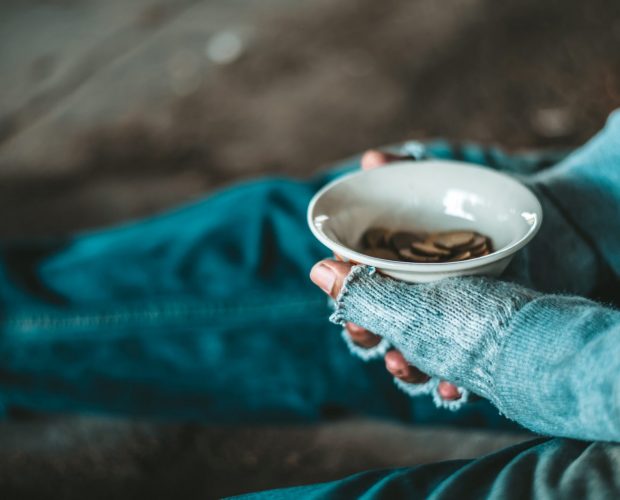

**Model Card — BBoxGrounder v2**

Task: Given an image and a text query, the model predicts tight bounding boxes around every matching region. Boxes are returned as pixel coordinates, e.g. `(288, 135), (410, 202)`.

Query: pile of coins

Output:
(359, 228), (493, 263)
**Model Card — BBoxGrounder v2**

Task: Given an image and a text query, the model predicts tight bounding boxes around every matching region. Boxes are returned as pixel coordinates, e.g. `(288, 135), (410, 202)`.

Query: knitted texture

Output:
(493, 295), (620, 440)
(331, 266), (620, 440)
(330, 267), (538, 400)
(339, 327), (391, 361)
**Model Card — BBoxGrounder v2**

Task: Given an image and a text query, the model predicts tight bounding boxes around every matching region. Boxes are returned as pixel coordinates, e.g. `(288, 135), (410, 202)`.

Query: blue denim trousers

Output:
(1, 142), (618, 498)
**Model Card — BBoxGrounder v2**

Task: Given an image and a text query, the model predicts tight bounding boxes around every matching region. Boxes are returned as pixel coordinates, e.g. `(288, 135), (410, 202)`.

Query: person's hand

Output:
(312, 150), (462, 402)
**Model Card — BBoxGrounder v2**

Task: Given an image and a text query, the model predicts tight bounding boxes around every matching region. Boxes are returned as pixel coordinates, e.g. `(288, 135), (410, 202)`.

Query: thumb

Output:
(310, 259), (353, 299)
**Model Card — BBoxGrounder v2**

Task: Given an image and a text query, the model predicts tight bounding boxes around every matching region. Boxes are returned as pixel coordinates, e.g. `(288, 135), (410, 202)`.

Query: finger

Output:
(310, 259), (353, 298)
(360, 150), (410, 171)
(346, 322), (381, 348)
(438, 381), (461, 400)
(384, 350), (430, 384)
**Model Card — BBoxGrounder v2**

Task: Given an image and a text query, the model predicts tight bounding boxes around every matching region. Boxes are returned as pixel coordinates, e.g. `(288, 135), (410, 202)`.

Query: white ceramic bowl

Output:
(307, 160), (543, 283)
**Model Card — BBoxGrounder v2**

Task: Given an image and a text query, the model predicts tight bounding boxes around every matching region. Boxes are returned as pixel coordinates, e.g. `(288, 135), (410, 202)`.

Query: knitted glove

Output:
(329, 266), (539, 406)
(330, 265), (620, 441)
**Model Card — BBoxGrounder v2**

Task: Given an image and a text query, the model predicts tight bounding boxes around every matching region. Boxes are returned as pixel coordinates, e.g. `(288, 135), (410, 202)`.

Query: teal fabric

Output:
(0, 113), (618, 497)
(0, 159), (517, 429)
(234, 439), (620, 499)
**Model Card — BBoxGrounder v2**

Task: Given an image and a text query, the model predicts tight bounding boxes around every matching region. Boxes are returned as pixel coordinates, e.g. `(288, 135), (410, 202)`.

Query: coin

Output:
(448, 250), (472, 261)
(433, 231), (475, 250)
(398, 248), (440, 262)
(362, 227), (389, 248)
(390, 231), (425, 251)
(464, 235), (487, 252)
(411, 241), (451, 257)
(364, 247), (400, 260)
(471, 245), (490, 257)
(359, 226), (493, 264)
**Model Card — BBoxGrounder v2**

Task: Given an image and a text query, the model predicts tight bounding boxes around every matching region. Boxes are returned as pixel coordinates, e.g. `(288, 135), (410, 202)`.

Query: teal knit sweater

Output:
(330, 111), (620, 442)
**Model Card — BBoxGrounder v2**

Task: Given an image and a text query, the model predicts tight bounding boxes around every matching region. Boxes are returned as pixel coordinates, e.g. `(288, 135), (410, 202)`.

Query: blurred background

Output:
(0, 0), (618, 498)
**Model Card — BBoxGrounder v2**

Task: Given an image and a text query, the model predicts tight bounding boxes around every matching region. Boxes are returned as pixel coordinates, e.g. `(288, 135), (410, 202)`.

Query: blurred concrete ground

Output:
(0, 0), (619, 498)
(0, 416), (530, 499)
(2, 0), (619, 238)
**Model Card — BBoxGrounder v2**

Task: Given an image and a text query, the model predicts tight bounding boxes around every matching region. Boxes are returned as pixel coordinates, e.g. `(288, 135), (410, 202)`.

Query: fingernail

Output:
(385, 355), (401, 373)
(310, 263), (336, 295)
(438, 382), (461, 400)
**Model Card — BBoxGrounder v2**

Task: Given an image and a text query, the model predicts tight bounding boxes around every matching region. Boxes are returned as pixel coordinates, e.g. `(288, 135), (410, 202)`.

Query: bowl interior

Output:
(309, 160), (541, 263)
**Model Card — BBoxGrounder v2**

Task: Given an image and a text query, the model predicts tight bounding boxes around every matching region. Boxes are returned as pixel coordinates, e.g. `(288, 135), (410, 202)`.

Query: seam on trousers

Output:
(3, 297), (327, 333)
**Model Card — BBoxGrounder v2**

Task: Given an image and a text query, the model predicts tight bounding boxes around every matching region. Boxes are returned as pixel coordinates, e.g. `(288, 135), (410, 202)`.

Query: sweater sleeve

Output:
(493, 294), (620, 441)
(331, 267), (620, 442)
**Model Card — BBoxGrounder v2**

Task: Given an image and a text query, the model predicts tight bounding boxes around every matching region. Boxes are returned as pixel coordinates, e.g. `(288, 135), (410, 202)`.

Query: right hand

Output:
(327, 150), (463, 402)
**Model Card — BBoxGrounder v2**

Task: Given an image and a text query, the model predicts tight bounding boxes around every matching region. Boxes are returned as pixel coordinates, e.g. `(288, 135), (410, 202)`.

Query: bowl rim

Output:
(307, 159), (543, 273)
